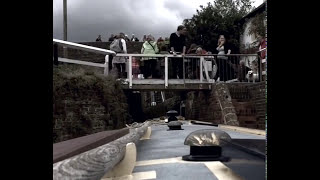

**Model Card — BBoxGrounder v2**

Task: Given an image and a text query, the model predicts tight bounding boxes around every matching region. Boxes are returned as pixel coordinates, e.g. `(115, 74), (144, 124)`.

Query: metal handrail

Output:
(52, 39), (262, 87)
(53, 39), (116, 55)
(257, 47), (266, 81)
(117, 54), (259, 88)
(116, 54), (258, 57)
(53, 39), (115, 75)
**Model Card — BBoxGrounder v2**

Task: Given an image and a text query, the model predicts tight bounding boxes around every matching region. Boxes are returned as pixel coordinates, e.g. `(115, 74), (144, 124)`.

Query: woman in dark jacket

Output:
(215, 35), (233, 82)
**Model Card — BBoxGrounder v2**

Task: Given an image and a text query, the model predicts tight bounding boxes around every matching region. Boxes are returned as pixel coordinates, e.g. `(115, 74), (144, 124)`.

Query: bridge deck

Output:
(133, 122), (265, 180)
(121, 79), (215, 90)
(55, 57), (258, 90)
(120, 79), (255, 90)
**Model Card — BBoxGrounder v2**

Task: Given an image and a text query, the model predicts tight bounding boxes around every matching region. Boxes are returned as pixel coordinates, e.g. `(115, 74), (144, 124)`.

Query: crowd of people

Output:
(105, 25), (262, 82)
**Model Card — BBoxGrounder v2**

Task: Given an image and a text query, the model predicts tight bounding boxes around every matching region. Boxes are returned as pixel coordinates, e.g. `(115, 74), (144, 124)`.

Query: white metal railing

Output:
(53, 39), (115, 75)
(52, 39), (262, 88)
(257, 47), (267, 80)
(116, 54), (259, 88)
(53, 39), (115, 55)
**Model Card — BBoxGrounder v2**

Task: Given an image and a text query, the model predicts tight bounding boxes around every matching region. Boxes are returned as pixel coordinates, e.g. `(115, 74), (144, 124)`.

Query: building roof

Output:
(239, 2), (266, 24)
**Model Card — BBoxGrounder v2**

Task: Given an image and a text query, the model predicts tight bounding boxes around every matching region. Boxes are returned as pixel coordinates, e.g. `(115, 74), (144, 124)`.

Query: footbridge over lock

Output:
(53, 39), (266, 91)
(52, 39), (267, 180)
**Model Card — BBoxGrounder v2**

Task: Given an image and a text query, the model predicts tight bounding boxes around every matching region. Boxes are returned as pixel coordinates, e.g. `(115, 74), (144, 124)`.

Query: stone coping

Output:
(53, 128), (129, 163)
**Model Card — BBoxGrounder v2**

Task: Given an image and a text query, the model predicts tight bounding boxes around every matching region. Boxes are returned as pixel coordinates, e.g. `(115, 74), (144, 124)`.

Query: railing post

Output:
(183, 56), (185, 85)
(53, 43), (59, 65)
(258, 53), (262, 82)
(200, 56), (204, 83)
(165, 56), (168, 88)
(104, 55), (109, 76)
(161, 91), (165, 102)
(128, 55), (132, 88)
(202, 59), (210, 82)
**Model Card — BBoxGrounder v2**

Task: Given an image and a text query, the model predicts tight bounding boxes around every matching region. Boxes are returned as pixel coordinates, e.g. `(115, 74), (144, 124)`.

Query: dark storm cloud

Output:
(53, 0), (211, 42)
(53, 0), (263, 42)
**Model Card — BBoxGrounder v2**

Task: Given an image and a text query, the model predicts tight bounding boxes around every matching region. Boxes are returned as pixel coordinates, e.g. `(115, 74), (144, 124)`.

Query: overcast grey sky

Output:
(53, 0), (263, 42)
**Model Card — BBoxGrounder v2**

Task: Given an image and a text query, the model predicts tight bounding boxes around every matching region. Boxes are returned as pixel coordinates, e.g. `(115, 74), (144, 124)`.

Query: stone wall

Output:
(53, 96), (109, 143)
(57, 42), (144, 63)
(53, 65), (130, 143)
(228, 84), (258, 129)
(185, 90), (222, 124)
(247, 82), (266, 129)
(185, 82), (266, 130)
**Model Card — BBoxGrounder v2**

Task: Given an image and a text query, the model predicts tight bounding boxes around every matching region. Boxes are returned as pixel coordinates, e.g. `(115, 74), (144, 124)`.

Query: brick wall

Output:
(53, 65), (130, 143)
(246, 82), (266, 130)
(227, 82), (266, 130)
(185, 82), (266, 130)
(185, 90), (222, 124)
(53, 96), (109, 143)
(57, 42), (144, 63)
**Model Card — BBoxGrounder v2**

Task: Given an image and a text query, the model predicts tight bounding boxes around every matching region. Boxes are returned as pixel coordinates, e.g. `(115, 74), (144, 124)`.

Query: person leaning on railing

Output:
(141, 35), (159, 79)
(169, 25), (187, 79)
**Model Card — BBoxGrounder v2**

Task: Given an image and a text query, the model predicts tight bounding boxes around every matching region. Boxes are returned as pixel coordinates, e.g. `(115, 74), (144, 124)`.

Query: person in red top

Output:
(259, 37), (266, 59)
(132, 52), (140, 79)
(196, 47), (208, 55)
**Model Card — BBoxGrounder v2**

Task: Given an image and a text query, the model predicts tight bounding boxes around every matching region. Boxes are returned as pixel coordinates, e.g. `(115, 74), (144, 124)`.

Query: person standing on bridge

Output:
(142, 35), (147, 42)
(108, 34), (115, 42)
(110, 33), (127, 78)
(141, 35), (159, 79)
(215, 35), (232, 82)
(169, 25), (187, 79)
(96, 35), (102, 42)
(131, 34), (139, 42)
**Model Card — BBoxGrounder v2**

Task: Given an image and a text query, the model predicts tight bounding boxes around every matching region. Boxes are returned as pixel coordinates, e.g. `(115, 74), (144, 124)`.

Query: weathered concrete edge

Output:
(218, 124), (266, 136)
(53, 128), (130, 164)
(227, 141), (266, 159)
(53, 121), (151, 180)
(189, 120), (218, 126)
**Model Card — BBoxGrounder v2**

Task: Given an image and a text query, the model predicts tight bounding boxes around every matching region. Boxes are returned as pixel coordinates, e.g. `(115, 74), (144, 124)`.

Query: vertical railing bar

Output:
(128, 55), (132, 88)
(183, 56), (185, 86)
(104, 55), (109, 76)
(200, 56), (203, 82)
(210, 57), (213, 82)
(247, 57), (250, 83)
(219, 56), (221, 82)
(259, 54), (262, 82)
(203, 58), (210, 81)
(165, 56), (168, 88)
(229, 56), (231, 82)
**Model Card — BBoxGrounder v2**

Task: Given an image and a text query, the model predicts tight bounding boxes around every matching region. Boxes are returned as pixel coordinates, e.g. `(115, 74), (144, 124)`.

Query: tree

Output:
(248, 11), (266, 39)
(183, 0), (254, 53)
